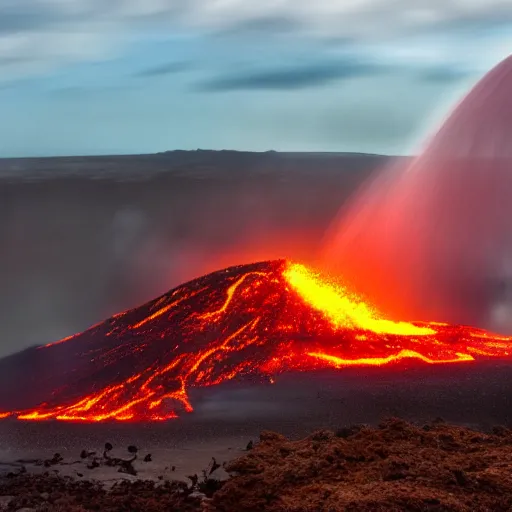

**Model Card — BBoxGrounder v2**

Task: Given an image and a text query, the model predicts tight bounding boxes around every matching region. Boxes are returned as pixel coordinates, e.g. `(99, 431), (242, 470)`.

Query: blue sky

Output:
(0, 1), (511, 157)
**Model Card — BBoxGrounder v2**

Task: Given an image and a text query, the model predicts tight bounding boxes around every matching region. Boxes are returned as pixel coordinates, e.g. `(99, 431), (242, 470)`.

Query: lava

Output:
(283, 264), (434, 336)
(0, 259), (511, 422)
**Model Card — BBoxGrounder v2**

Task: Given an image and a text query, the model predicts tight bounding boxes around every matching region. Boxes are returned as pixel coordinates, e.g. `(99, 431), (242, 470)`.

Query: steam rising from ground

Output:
(323, 56), (512, 332)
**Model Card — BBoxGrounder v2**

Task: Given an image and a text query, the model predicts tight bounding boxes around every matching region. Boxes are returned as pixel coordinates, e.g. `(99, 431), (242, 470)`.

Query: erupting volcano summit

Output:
(0, 260), (511, 422)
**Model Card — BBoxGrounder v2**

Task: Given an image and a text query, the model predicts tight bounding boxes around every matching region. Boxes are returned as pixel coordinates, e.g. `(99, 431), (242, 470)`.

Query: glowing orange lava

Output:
(283, 264), (434, 336)
(0, 259), (511, 422)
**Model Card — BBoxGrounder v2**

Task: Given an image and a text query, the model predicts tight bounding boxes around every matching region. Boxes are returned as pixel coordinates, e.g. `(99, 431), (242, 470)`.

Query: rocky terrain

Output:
(2, 418), (512, 512)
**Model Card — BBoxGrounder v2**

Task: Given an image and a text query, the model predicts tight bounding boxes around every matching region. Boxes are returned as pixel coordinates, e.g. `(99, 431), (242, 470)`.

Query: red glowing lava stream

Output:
(0, 260), (511, 422)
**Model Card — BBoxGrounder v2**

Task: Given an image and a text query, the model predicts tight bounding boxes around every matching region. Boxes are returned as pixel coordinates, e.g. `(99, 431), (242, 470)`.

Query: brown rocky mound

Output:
(211, 418), (512, 512)
(2, 419), (512, 511)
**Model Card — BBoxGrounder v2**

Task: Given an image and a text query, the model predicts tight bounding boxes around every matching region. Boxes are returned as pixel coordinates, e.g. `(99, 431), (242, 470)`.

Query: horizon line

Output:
(0, 149), (405, 161)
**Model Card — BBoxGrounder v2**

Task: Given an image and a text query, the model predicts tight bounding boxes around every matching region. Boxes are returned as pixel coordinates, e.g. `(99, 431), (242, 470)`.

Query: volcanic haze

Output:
(322, 55), (512, 332)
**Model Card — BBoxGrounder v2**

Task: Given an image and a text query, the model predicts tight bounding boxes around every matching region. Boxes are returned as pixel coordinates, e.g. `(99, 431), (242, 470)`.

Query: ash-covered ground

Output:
(0, 362), (511, 476)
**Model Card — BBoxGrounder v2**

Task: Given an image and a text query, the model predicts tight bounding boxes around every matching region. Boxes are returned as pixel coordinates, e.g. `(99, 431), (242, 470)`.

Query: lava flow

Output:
(0, 260), (511, 422)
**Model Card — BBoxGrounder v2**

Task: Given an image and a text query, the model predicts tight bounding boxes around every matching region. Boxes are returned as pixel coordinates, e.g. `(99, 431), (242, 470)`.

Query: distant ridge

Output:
(0, 151), (396, 182)
(1, 150), (393, 162)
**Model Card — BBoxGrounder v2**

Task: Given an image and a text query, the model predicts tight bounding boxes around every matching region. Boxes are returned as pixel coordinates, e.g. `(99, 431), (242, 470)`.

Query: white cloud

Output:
(182, 0), (511, 36)
(0, 0), (510, 81)
(0, 30), (125, 82)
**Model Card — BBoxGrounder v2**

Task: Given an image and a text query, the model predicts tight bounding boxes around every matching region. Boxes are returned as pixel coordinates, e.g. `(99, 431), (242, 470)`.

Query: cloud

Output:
(196, 57), (476, 92)
(134, 61), (190, 77)
(418, 67), (472, 83)
(181, 0), (512, 38)
(0, 24), (127, 82)
(198, 60), (383, 91)
(212, 15), (302, 37)
(0, 0), (510, 82)
(49, 84), (139, 97)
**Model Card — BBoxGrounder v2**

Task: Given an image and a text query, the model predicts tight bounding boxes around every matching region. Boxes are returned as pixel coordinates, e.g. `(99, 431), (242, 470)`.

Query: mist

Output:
(0, 151), (383, 357)
(322, 56), (512, 332)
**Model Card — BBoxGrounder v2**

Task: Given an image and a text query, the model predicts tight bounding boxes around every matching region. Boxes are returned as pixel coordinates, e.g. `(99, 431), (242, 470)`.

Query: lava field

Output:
(0, 260), (511, 422)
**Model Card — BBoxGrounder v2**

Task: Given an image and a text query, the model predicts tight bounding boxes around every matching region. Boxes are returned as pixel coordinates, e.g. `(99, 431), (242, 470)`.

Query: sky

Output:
(0, 1), (511, 157)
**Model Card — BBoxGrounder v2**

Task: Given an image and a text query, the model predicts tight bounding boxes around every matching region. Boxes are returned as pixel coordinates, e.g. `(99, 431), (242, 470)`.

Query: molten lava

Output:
(0, 260), (511, 422)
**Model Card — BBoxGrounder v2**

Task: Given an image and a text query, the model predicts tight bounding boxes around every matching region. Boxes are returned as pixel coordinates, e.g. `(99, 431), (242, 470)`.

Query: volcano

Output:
(322, 55), (512, 330)
(0, 260), (511, 422)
